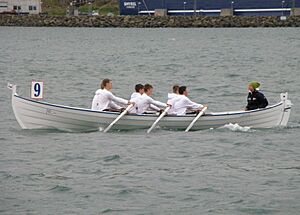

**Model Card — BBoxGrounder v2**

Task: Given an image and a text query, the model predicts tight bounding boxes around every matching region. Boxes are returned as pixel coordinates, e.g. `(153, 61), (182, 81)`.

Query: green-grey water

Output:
(0, 27), (300, 214)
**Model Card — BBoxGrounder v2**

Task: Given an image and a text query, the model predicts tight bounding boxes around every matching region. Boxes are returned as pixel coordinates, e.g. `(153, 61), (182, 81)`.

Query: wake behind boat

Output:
(8, 84), (292, 132)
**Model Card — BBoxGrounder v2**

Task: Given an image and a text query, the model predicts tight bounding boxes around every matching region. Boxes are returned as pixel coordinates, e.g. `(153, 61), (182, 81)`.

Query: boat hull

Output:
(9, 84), (292, 132)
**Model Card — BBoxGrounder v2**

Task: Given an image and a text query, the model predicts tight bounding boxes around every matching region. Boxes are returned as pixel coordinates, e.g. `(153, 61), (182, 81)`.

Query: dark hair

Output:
(179, 86), (187, 95)
(144, 84), (153, 92)
(173, 85), (179, 93)
(135, 84), (144, 92)
(100, 78), (111, 89)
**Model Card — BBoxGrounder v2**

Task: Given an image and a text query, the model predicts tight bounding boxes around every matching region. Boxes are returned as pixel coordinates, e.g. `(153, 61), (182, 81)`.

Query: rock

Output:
(0, 14), (300, 28)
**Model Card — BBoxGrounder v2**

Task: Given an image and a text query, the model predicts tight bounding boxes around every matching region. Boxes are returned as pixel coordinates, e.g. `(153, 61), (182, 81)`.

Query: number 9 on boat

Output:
(31, 81), (44, 99)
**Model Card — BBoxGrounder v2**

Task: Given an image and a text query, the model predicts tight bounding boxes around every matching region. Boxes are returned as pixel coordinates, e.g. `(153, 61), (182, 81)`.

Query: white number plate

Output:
(31, 81), (44, 99)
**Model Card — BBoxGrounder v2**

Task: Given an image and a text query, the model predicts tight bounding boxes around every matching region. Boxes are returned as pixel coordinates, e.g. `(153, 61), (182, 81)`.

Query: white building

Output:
(0, 0), (42, 14)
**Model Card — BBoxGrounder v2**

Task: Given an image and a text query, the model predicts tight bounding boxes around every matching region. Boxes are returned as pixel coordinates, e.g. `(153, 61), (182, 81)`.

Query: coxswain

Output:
(245, 81), (268, 111)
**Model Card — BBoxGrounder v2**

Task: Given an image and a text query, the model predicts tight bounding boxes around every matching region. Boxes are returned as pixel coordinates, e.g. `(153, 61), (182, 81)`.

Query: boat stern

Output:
(279, 92), (292, 126)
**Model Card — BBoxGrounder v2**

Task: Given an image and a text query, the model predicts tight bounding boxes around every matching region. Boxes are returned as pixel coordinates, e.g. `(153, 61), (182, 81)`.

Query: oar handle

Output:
(103, 104), (134, 133)
(185, 106), (208, 132)
(147, 106), (170, 134)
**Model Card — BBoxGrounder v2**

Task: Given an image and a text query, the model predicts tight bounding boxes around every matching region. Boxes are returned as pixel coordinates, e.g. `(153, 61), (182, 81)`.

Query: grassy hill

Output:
(42, 0), (119, 16)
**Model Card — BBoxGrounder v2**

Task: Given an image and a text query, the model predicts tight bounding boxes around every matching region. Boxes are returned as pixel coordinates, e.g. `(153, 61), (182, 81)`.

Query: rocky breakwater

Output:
(0, 15), (300, 27)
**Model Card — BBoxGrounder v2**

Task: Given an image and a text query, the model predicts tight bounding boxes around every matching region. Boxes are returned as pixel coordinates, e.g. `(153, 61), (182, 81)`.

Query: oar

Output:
(103, 104), (134, 133)
(147, 106), (170, 134)
(185, 106), (208, 132)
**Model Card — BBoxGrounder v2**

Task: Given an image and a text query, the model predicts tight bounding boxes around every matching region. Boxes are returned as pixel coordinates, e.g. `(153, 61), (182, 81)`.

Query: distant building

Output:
(0, 0), (42, 14)
(119, 0), (300, 16)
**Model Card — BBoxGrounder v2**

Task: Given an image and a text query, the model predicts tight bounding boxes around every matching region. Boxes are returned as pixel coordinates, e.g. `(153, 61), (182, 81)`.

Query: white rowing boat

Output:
(8, 84), (292, 132)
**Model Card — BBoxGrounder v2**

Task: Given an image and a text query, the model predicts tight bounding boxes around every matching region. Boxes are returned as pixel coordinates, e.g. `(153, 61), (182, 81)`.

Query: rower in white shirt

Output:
(169, 86), (207, 115)
(167, 85), (179, 106)
(128, 84), (144, 114)
(91, 78), (134, 111)
(135, 84), (169, 114)
(130, 84), (144, 100)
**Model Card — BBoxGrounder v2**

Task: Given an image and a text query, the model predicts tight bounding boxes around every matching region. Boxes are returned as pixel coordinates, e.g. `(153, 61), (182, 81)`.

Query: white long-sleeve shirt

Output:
(128, 92), (142, 114)
(91, 89), (128, 111)
(167, 93), (179, 106)
(135, 93), (167, 114)
(170, 95), (203, 115)
(130, 92), (141, 100)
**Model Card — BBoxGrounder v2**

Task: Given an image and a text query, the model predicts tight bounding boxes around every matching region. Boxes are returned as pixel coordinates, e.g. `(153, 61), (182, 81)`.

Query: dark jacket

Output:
(246, 90), (268, 110)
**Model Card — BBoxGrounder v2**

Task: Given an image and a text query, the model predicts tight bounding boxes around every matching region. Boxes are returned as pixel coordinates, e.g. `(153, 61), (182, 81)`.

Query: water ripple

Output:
(45, 175), (73, 180)
(237, 207), (279, 214)
(190, 187), (218, 193)
(49, 185), (72, 192)
(103, 154), (120, 162)
(101, 208), (131, 214)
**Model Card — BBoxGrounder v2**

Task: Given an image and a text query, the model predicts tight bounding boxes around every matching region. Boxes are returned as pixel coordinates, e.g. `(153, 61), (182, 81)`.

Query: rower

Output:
(169, 86), (207, 115)
(135, 83), (169, 114)
(91, 78), (134, 111)
(130, 84), (144, 99)
(167, 84), (179, 106)
(128, 84), (144, 114)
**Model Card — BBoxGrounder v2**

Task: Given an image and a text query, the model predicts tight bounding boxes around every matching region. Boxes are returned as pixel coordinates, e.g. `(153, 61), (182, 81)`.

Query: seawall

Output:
(1, 15), (300, 27)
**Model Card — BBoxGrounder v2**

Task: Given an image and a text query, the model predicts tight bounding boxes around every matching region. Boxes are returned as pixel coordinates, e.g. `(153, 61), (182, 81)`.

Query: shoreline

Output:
(1, 15), (300, 28)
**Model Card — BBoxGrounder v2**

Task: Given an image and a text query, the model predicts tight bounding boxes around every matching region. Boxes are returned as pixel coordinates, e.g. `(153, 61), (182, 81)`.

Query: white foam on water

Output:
(221, 123), (251, 132)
